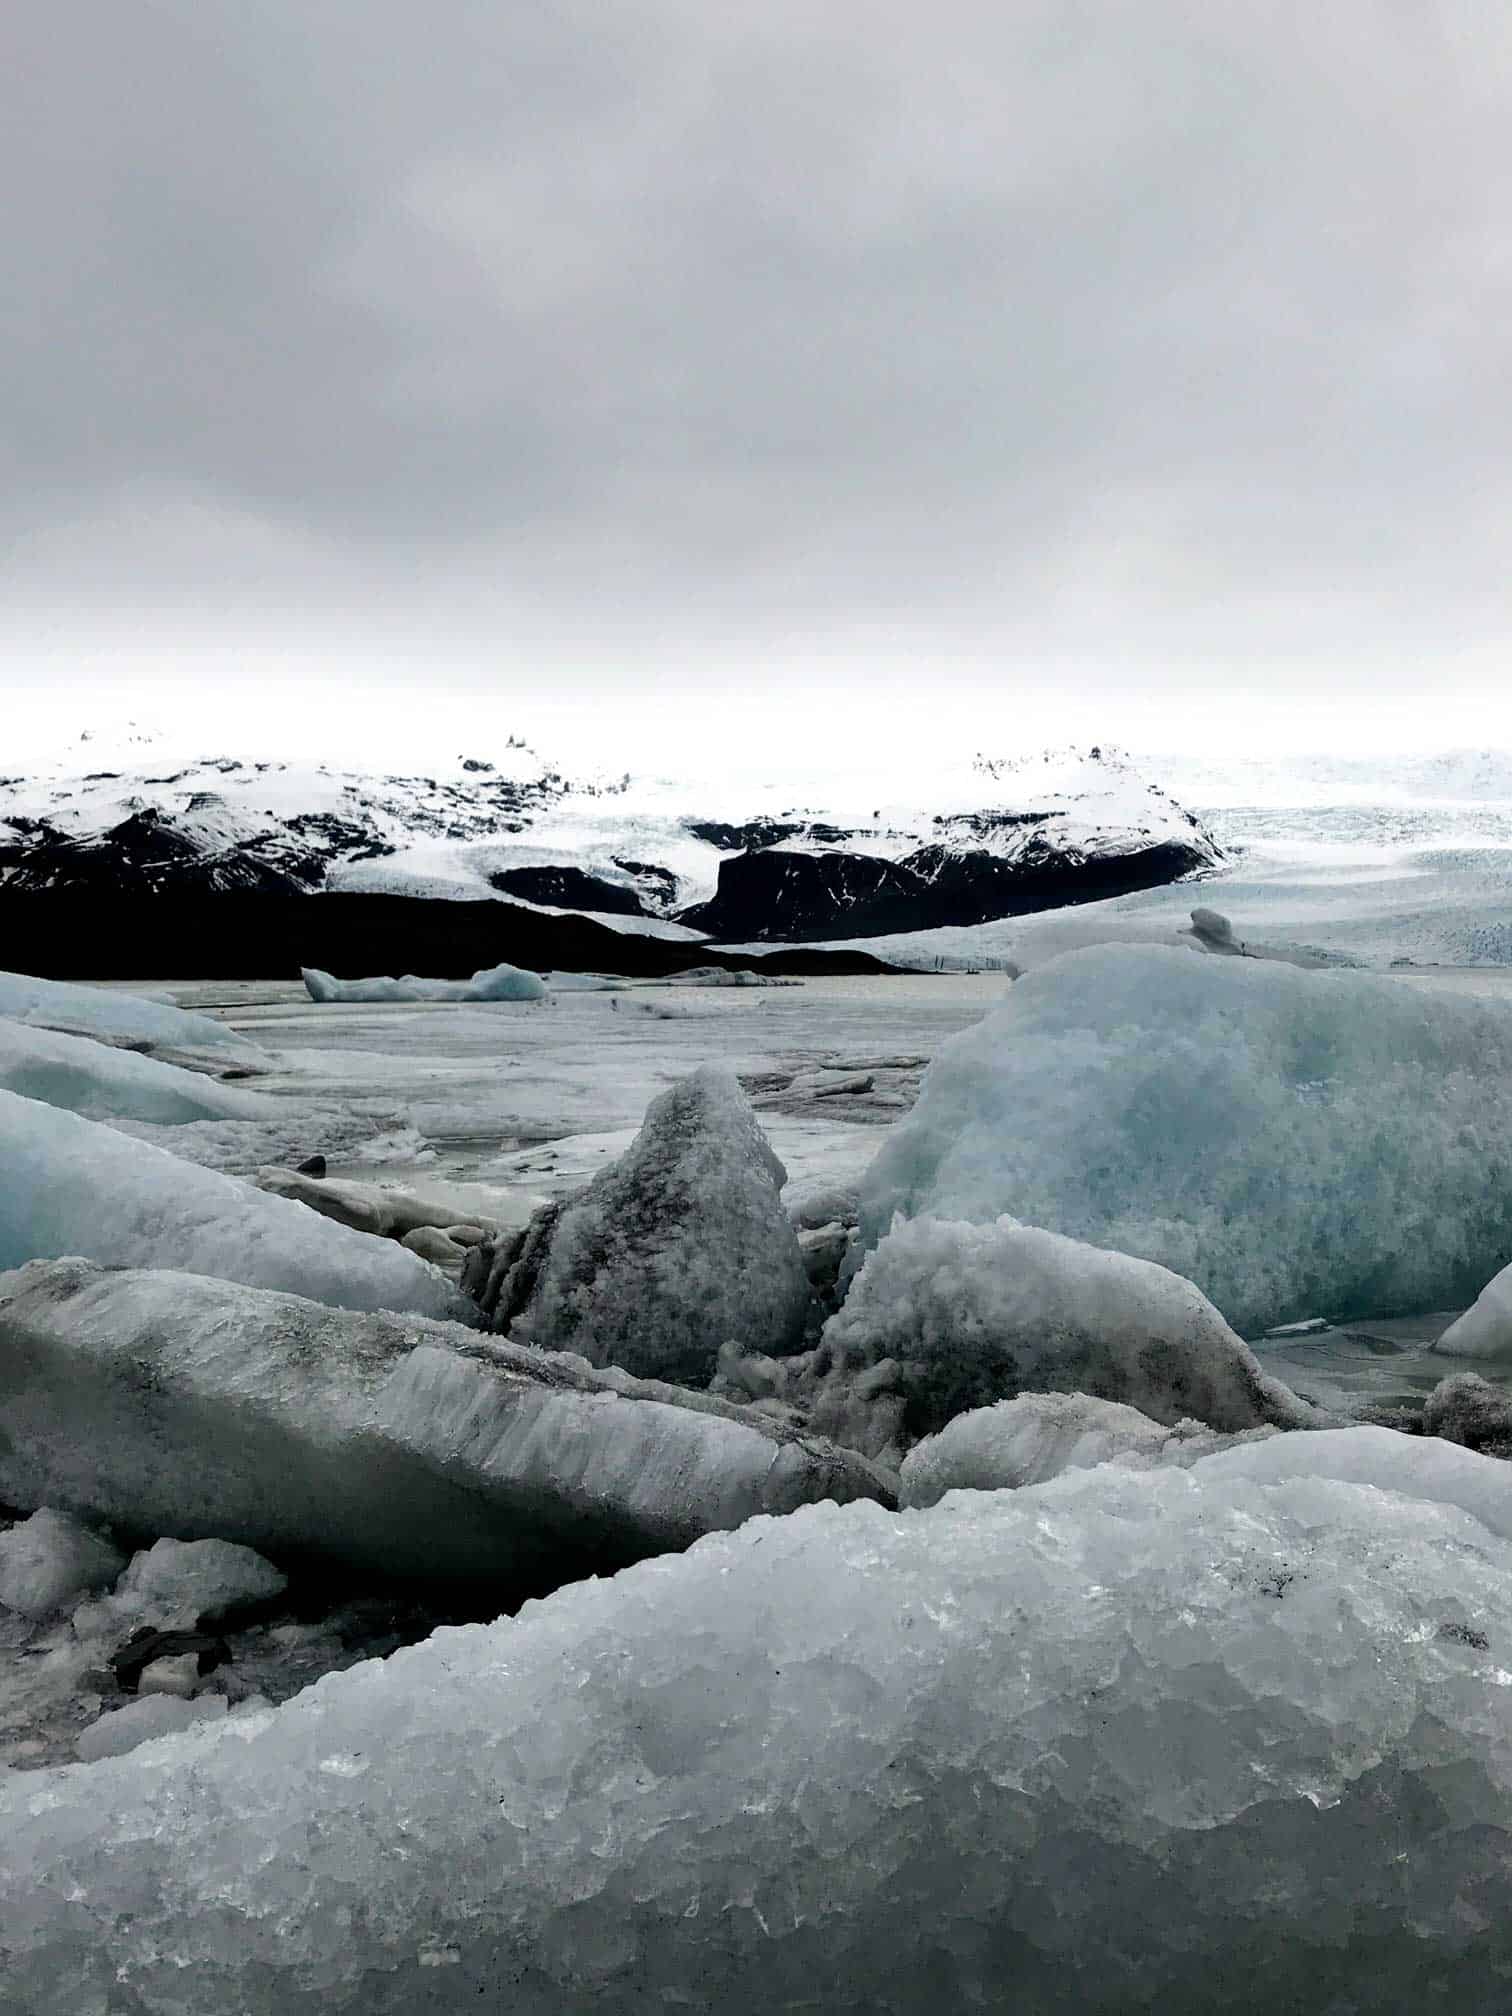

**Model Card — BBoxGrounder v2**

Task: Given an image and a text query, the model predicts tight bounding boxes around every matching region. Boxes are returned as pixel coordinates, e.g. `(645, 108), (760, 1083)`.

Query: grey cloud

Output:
(4, 1), (1512, 663)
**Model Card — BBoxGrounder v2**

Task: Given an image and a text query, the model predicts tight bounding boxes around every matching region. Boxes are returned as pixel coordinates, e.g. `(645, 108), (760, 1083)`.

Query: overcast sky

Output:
(6, 2), (1512, 767)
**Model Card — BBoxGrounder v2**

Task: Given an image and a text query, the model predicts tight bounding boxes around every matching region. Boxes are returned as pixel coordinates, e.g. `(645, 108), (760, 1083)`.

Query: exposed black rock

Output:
(0, 811), (328, 896)
(488, 865), (648, 916)
(109, 1628), (232, 1694)
(679, 837), (1214, 941)
(894, 838), (1214, 932)
(0, 891), (898, 980)
(680, 848), (929, 940)
(611, 858), (680, 909)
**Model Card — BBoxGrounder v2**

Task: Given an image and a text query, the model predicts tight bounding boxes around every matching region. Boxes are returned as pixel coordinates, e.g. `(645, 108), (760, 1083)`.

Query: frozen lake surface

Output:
(92, 958), (1512, 1424)
(102, 971), (1008, 1202)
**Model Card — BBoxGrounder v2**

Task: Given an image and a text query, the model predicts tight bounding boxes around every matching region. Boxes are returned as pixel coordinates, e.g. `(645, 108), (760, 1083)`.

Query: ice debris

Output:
(474, 1066), (812, 1384)
(302, 961), (546, 1003)
(8, 1442), (1512, 2009)
(0, 1261), (892, 1592)
(859, 943), (1512, 1335)
(0, 1508), (126, 1619)
(1423, 1373), (1512, 1458)
(826, 1214), (1310, 1439)
(0, 1089), (469, 1319)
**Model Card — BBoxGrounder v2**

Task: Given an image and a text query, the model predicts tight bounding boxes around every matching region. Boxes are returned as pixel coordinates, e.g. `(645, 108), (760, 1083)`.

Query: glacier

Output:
(859, 944), (1512, 1335)
(6, 1440), (1512, 2010)
(0, 1090), (467, 1318)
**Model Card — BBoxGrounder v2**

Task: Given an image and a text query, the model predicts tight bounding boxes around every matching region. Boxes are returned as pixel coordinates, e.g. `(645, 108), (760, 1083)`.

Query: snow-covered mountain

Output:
(0, 730), (1220, 942)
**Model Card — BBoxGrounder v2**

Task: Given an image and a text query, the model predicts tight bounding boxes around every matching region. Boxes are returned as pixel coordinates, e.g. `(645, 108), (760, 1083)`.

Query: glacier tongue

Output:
(5, 1439), (1512, 2011)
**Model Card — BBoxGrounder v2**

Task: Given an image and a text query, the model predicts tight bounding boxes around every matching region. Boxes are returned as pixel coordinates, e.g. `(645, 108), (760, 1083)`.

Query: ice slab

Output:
(828, 1214), (1310, 1438)
(899, 1391), (1256, 1506)
(302, 962), (547, 1003)
(0, 1509), (126, 1620)
(1194, 1422), (1512, 1542)
(254, 1167), (540, 1241)
(0, 1089), (467, 1319)
(860, 944), (1512, 1335)
(74, 1691), (228, 1764)
(7, 1443), (1512, 2008)
(0, 1261), (893, 1593)
(0, 967), (261, 1056)
(0, 1015), (279, 1124)
(544, 971), (628, 991)
(1435, 1263), (1512, 1359)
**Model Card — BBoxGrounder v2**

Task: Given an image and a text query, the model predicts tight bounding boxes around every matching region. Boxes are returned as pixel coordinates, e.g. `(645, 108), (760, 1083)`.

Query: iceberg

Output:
(0, 1261), (892, 1591)
(859, 944), (1512, 1336)
(478, 1067), (812, 1384)
(826, 1214), (1309, 1438)
(301, 961), (547, 1003)
(0, 967), (260, 1057)
(899, 1390), (1257, 1506)
(0, 1089), (467, 1318)
(0, 1016), (279, 1125)
(105, 1539), (288, 1631)
(6, 1441), (1512, 2010)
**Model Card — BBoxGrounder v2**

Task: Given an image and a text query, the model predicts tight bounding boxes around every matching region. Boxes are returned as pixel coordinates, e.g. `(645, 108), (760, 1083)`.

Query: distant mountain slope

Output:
(0, 734), (1220, 942)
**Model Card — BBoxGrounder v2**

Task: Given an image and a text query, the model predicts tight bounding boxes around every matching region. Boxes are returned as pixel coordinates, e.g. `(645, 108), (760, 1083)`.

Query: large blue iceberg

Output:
(858, 945), (1512, 1335)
